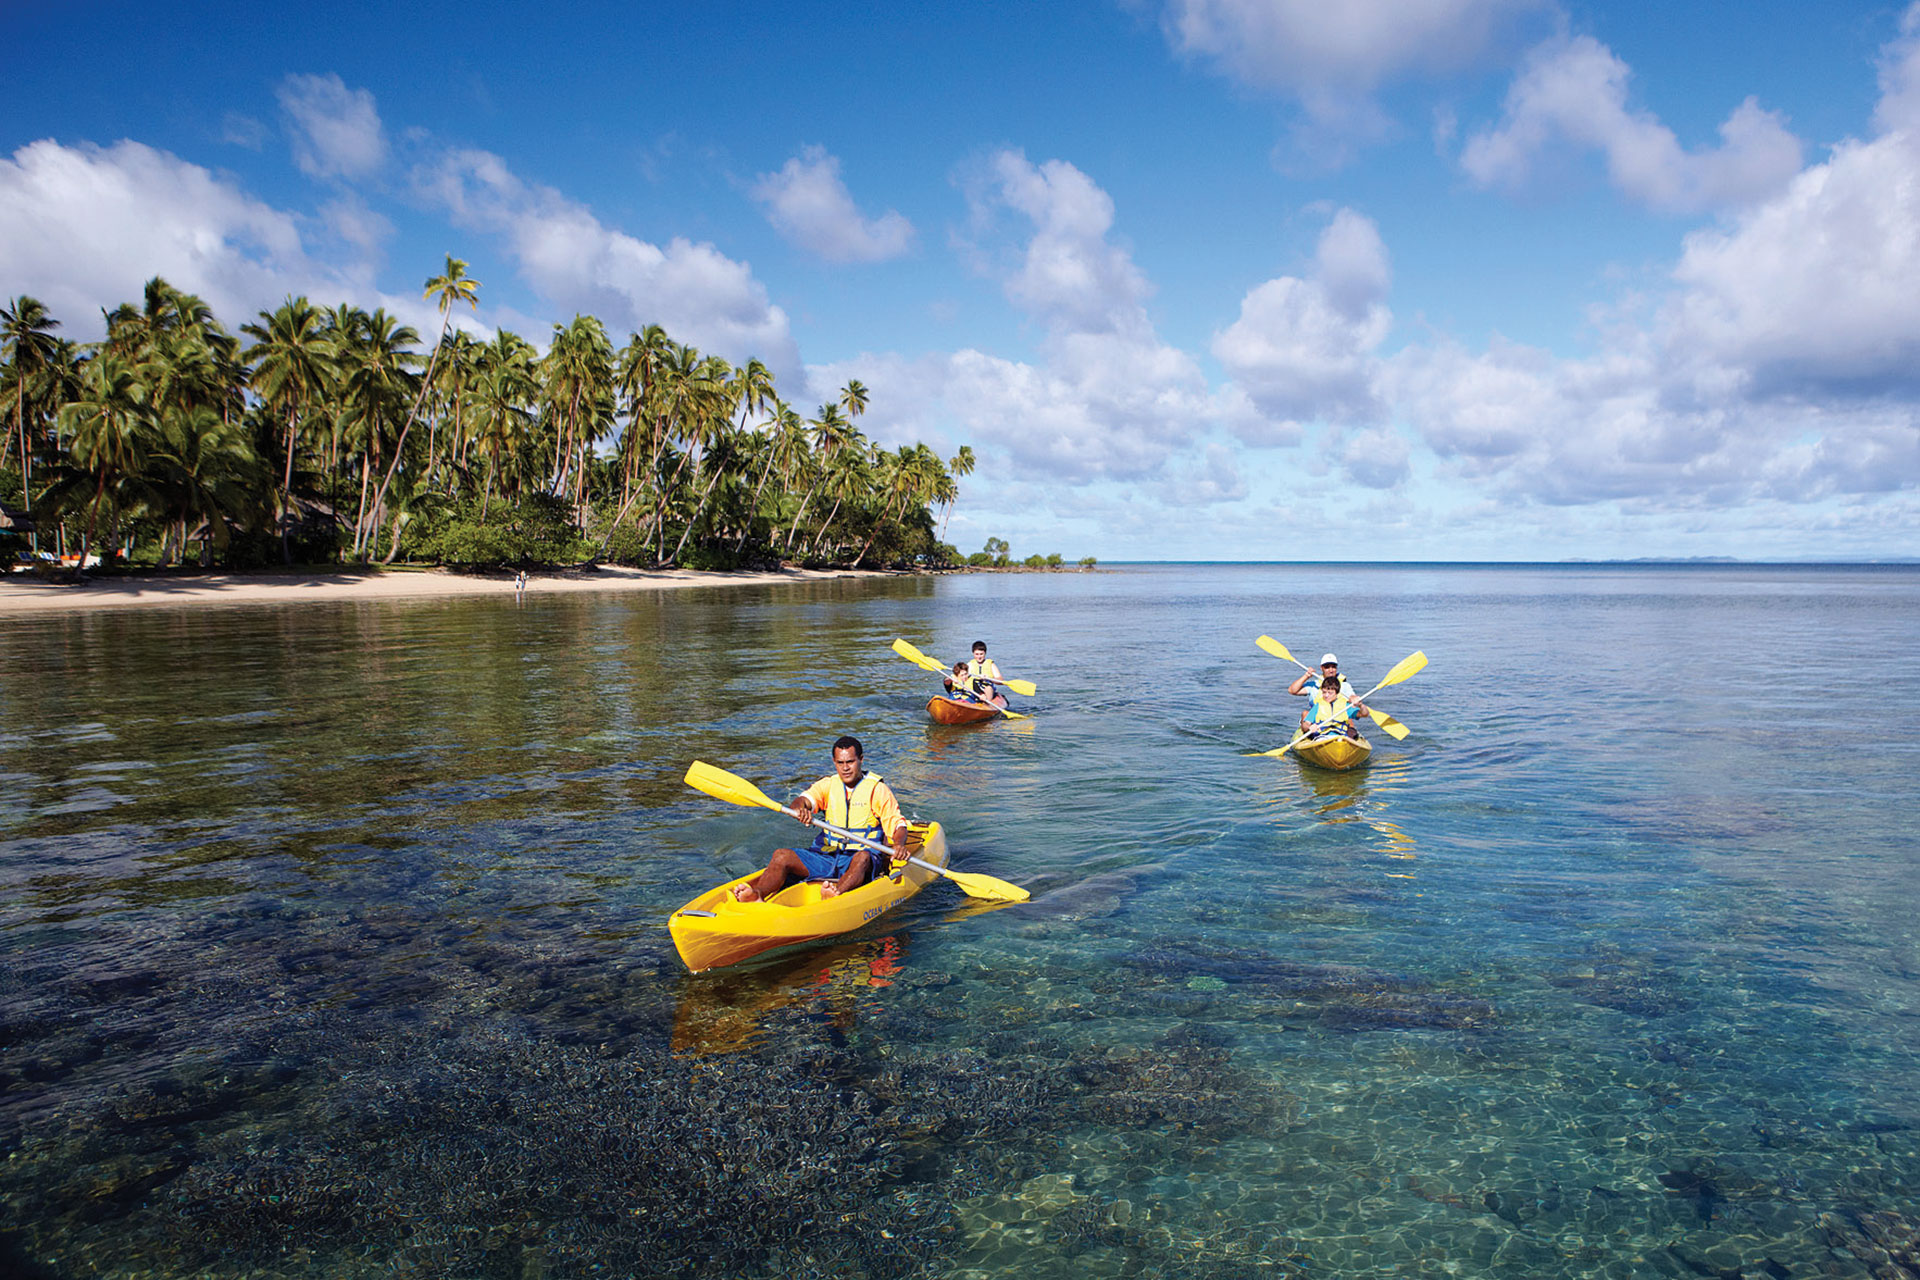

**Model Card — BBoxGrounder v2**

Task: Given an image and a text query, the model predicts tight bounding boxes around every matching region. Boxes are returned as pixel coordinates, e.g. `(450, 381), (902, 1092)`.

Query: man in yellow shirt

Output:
(731, 736), (910, 901)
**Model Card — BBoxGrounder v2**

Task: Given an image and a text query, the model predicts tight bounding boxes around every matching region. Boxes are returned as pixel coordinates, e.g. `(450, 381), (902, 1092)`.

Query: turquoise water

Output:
(2, 564), (1918, 1278)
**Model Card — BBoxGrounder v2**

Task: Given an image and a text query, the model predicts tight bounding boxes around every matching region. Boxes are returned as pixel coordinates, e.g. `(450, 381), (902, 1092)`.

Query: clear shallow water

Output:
(3, 564), (1919, 1278)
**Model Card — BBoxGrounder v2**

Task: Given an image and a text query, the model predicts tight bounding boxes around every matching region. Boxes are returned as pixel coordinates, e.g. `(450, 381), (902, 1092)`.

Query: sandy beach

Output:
(0, 565), (891, 614)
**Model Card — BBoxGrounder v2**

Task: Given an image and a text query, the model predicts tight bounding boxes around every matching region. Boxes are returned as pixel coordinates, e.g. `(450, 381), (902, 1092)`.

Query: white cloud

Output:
(933, 151), (1215, 480)
(1460, 35), (1803, 212)
(0, 138), (342, 336)
(1340, 426), (1412, 488)
(1160, 0), (1544, 156)
(751, 146), (913, 263)
(810, 152), (1218, 485)
(278, 73), (388, 181)
(222, 113), (268, 151)
(1213, 208), (1392, 433)
(1158, 442), (1249, 504)
(419, 147), (799, 376)
(983, 150), (1154, 336)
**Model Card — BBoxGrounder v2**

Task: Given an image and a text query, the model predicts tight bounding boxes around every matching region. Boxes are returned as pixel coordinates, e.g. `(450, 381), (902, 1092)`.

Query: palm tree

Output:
(470, 330), (538, 519)
(734, 398), (806, 554)
(243, 296), (336, 562)
(839, 378), (869, 423)
(364, 257), (481, 554)
(854, 444), (944, 568)
(59, 354), (152, 568)
(336, 309), (421, 557)
(1, 295), (66, 548)
(803, 415), (867, 560)
(784, 403), (851, 555)
(941, 444), (974, 540)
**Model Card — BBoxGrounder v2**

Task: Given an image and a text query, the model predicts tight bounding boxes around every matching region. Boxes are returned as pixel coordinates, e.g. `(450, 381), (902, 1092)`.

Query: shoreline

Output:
(0, 564), (899, 615)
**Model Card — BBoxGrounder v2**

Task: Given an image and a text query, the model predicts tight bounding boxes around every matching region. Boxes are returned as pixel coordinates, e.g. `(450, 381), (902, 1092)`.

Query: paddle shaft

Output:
(800, 812), (974, 886)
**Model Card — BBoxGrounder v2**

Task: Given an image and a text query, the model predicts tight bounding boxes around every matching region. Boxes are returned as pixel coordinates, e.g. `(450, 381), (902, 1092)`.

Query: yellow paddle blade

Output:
(891, 637), (948, 674)
(1356, 651), (1427, 701)
(1001, 677), (1038, 697)
(994, 705), (1030, 721)
(1370, 711), (1411, 740)
(1248, 731), (1310, 758)
(941, 865), (1030, 903)
(684, 760), (788, 814)
(1256, 635), (1305, 668)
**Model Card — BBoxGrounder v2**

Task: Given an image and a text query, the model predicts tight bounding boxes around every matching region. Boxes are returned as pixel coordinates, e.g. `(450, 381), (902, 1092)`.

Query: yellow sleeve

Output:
(870, 780), (906, 839)
(802, 777), (834, 810)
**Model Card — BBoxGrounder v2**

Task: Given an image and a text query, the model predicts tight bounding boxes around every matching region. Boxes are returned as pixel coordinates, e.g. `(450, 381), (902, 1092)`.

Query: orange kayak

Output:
(927, 695), (1000, 725)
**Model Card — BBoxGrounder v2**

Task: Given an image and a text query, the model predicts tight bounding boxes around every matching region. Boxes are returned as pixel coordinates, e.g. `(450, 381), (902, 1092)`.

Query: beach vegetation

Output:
(0, 264), (986, 574)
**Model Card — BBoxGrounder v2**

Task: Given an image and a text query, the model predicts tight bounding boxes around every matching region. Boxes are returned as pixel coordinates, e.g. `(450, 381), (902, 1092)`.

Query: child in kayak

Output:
(958, 640), (1009, 708)
(731, 736), (910, 901)
(1301, 674), (1372, 739)
(944, 661), (984, 702)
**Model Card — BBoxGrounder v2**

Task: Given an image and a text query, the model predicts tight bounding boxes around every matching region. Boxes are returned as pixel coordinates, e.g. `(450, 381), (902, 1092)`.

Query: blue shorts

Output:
(796, 843), (876, 883)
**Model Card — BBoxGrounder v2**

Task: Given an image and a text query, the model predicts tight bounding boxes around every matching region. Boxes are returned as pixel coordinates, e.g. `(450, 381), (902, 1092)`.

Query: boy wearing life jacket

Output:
(1300, 674), (1371, 739)
(731, 736), (909, 901)
(963, 641), (1009, 709)
(944, 661), (982, 702)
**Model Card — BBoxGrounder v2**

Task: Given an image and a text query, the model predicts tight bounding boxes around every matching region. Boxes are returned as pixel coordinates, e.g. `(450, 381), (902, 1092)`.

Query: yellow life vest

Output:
(816, 772), (888, 851)
(967, 657), (1001, 682)
(1309, 694), (1354, 725)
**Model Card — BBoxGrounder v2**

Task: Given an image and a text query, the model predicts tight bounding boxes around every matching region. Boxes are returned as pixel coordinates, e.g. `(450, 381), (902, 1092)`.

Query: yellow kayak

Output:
(1294, 730), (1372, 772)
(669, 822), (949, 973)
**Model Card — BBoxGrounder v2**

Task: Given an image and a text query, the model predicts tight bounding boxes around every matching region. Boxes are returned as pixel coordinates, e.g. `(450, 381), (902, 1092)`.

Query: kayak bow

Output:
(926, 695), (1001, 725)
(669, 821), (950, 973)
(1293, 730), (1372, 772)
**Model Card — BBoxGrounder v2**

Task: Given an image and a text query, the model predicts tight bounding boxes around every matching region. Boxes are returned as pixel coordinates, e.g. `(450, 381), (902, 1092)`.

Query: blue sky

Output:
(5, 0), (1919, 560)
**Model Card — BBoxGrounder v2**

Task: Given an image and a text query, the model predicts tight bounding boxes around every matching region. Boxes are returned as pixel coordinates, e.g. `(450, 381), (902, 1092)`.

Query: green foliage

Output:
(416, 494), (588, 568)
(966, 551), (993, 567)
(1023, 553), (1047, 568)
(1045, 552), (1063, 567)
(3, 276), (974, 574)
(1079, 555), (1098, 568)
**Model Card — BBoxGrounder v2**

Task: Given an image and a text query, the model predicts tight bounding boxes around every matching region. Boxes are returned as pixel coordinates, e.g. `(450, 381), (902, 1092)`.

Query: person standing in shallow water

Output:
(731, 737), (910, 901)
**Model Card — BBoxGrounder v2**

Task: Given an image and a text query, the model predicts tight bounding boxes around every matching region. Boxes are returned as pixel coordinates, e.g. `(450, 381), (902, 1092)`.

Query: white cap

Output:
(1321, 653), (1339, 665)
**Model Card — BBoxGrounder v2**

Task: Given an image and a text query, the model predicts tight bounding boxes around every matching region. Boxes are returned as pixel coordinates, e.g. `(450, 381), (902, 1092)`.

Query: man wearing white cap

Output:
(1288, 653), (1357, 701)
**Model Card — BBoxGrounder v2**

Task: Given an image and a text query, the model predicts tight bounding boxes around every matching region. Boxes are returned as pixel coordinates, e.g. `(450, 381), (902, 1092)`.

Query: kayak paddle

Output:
(1356, 651), (1427, 701)
(890, 638), (1034, 718)
(1255, 636), (1413, 740)
(1244, 729), (1312, 759)
(683, 760), (1030, 903)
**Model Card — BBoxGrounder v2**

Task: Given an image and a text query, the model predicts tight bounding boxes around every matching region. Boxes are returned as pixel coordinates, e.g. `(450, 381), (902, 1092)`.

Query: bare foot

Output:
(731, 882), (761, 902)
(820, 882), (842, 899)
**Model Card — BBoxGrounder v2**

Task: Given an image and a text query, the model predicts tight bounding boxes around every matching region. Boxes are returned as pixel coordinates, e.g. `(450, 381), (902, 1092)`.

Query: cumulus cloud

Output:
(278, 73), (389, 181)
(1213, 208), (1392, 435)
(751, 146), (913, 263)
(0, 138), (364, 336)
(1361, 9), (1920, 510)
(418, 147), (799, 376)
(930, 150), (1215, 480)
(982, 150), (1155, 336)
(1159, 0), (1544, 156)
(1460, 35), (1803, 212)
(811, 152), (1218, 486)
(1158, 442), (1250, 504)
(1340, 426), (1412, 488)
